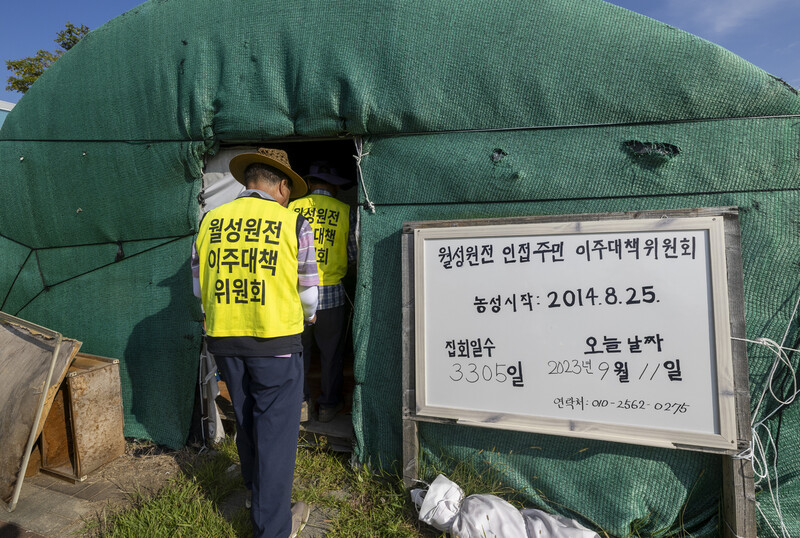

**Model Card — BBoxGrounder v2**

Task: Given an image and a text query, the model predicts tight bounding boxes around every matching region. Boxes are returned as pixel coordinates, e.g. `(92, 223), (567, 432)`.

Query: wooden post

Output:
(401, 230), (419, 488)
(720, 211), (756, 538)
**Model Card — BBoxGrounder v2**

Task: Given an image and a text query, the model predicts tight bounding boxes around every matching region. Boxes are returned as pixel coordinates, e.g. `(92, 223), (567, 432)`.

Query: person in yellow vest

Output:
(192, 148), (318, 538)
(289, 161), (357, 423)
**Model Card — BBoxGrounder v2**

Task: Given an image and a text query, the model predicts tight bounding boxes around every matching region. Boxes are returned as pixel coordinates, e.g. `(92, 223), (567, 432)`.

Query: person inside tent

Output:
(289, 161), (357, 423)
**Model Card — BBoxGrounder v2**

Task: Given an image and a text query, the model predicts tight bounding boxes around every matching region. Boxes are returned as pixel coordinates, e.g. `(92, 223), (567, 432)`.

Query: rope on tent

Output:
(0, 250), (32, 312)
(723, 519), (746, 538)
(0, 232), (32, 250)
(0, 233), (194, 251)
(732, 290), (800, 538)
(5, 234), (193, 317)
(2, 113), (799, 144)
(379, 113), (800, 139)
(34, 251), (48, 290)
(353, 136), (375, 214)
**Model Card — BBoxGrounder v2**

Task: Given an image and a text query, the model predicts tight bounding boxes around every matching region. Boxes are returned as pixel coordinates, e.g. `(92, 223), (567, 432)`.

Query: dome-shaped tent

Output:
(1, 0), (799, 534)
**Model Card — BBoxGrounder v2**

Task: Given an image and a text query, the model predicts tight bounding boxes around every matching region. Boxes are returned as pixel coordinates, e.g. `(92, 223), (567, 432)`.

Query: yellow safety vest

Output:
(289, 194), (349, 286)
(196, 196), (303, 338)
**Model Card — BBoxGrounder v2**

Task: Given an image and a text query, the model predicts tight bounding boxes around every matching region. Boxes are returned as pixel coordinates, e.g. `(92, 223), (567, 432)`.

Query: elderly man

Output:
(192, 148), (317, 537)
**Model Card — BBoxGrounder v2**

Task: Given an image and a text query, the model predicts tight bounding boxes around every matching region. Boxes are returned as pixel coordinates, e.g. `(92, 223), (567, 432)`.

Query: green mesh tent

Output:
(1, 0), (799, 535)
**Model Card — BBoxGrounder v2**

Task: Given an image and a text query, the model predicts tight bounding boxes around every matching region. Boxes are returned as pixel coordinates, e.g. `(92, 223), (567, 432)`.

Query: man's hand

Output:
(305, 314), (317, 325)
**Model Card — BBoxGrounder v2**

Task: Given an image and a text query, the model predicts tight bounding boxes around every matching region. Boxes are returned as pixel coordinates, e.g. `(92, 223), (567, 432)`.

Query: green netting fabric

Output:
(0, 138), (203, 448)
(1, 0), (799, 533)
(353, 122), (800, 535)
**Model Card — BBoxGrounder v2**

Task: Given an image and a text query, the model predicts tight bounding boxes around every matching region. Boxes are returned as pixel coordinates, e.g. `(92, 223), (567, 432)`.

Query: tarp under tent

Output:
(1, 0), (799, 535)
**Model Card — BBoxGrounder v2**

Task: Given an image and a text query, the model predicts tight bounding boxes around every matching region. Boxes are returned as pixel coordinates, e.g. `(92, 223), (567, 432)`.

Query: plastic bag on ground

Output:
(412, 474), (600, 538)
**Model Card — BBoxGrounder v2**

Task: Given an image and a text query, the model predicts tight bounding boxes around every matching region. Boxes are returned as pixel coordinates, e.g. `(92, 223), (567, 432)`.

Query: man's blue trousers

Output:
(215, 352), (303, 538)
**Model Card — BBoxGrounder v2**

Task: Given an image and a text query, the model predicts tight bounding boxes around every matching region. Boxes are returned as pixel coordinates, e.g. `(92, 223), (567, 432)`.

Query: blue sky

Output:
(1, 0), (799, 105)
(607, 0), (800, 90)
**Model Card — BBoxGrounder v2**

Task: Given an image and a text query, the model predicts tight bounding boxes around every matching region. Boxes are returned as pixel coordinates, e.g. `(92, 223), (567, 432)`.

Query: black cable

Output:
(10, 234), (192, 317)
(45, 235), (189, 289)
(29, 233), (195, 251)
(11, 289), (44, 319)
(0, 232), (32, 250)
(34, 250), (48, 291)
(1, 250), (32, 312)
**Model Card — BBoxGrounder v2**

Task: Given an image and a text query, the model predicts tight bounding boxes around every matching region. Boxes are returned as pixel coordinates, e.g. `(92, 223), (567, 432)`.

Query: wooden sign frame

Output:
(400, 207), (754, 537)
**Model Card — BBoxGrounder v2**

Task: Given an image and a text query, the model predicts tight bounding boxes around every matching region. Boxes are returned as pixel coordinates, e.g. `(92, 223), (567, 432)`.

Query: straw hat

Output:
(229, 148), (308, 199)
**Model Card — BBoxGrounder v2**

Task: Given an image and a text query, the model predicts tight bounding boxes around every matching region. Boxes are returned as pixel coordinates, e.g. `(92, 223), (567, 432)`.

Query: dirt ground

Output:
(94, 440), (188, 507)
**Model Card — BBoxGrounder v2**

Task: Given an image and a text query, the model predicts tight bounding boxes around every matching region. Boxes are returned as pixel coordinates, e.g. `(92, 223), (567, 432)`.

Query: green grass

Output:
(88, 474), (237, 538)
(419, 448), (530, 507)
(86, 436), (440, 537)
(88, 436), (693, 537)
(294, 437), (433, 537)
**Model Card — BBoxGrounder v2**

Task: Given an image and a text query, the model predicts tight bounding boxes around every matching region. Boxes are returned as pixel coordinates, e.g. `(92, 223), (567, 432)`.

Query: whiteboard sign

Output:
(412, 213), (740, 452)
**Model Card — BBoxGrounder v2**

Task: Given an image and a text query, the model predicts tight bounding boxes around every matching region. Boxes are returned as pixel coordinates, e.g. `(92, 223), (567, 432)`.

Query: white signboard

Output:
(413, 215), (738, 451)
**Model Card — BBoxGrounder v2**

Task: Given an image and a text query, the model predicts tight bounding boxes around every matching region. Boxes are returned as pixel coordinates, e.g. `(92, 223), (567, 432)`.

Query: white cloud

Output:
(664, 0), (789, 37)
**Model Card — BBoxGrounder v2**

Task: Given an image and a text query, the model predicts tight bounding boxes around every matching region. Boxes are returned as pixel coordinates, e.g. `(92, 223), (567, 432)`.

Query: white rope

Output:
(730, 291), (800, 538)
(353, 137), (375, 213)
(751, 422), (789, 537)
(780, 292), (800, 348)
(723, 517), (747, 538)
(757, 501), (784, 538)
(731, 443), (753, 461)
(732, 337), (798, 422)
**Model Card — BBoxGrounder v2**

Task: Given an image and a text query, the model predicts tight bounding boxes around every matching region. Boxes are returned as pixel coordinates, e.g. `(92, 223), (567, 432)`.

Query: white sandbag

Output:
(450, 491), (528, 538)
(412, 474), (601, 538)
(414, 474), (464, 531)
(521, 508), (600, 538)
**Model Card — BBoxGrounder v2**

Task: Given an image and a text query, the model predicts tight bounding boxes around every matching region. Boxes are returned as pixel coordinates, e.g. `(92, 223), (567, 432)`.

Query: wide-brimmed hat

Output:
(229, 148), (308, 199)
(304, 161), (353, 189)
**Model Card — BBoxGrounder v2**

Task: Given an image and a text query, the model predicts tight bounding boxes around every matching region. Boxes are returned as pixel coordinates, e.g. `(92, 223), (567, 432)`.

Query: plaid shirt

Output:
(311, 189), (358, 310)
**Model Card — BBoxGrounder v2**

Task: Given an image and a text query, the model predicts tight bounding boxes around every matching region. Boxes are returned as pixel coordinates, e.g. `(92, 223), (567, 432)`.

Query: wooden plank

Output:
(40, 354), (126, 481)
(67, 355), (125, 479)
(720, 212), (756, 538)
(401, 230), (419, 488)
(0, 313), (80, 504)
(41, 386), (73, 473)
(24, 441), (41, 478)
